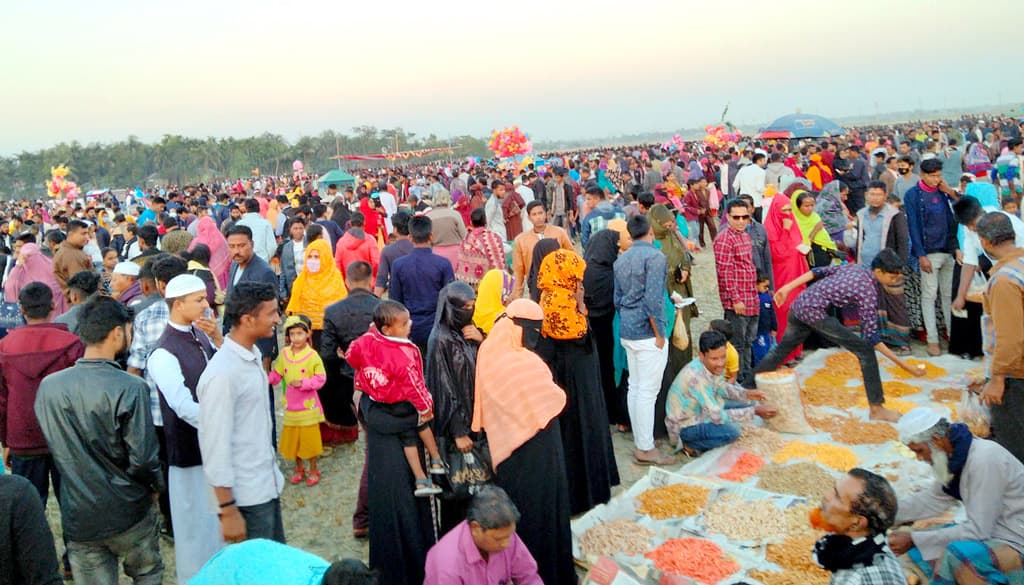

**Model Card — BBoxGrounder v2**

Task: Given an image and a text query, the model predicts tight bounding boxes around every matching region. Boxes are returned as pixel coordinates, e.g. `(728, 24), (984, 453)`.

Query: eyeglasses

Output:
(730, 215), (751, 221)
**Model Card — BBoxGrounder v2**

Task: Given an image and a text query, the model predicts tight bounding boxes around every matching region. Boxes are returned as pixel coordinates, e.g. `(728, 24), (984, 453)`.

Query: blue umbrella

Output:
(757, 113), (846, 139)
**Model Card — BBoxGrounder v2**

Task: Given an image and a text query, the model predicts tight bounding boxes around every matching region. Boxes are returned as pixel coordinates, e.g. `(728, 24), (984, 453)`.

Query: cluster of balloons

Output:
(46, 164), (80, 199)
(292, 160), (304, 172)
(661, 134), (686, 152)
(488, 126), (532, 158)
(703, 125), (742, 149)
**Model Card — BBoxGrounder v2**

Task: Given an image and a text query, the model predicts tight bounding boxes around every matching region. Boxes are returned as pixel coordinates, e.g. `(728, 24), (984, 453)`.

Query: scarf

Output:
(942, 423), (974, 501)
(537, 249), (588, 340)
(189, 216), (231, 289)
(527, 238), (560, 302)
(792, 190), (836, 251)
(285, 239), (347, 329)
(816, 181), (849, 237)
(917, 180), (938, 193)
(814, 533), (890, 572)
(473, 269), (512, 335)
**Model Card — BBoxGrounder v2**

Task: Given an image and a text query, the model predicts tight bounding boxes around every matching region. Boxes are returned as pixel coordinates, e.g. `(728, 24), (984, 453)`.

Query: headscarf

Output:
(473, 269), (512, 334)
(527, 238), (560, 302)
(426, 281), (480, 440)
(537, 249), (587, 340)
(791, 190), (836, 251)
(189, 216), (230, 289)
(285, 238), (347, 329)
(3, 244), (67, 315)
(583, 229), (620, 317)
(816, 181), (850, 237)
(472, 299), (567, 468)
(649, 204), (693, 299)
(784, 156), (806, 178)
(764, 189), (805, 256)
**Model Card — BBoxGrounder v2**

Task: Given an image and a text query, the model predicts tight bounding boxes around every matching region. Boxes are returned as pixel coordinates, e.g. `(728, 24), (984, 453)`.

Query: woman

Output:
(649, 204), (698, 435)
(526, 238), (560, 302)
(100, 247), (118, 293)
(425, 282), (483, 532)
(4, 243), (67, 315)
(189, 216), (230, 290)
(472, 269), (513, 335)
(472, 299), (575, 585)
(536, 248), (619, 515)
(763, 192), (809, 361)
(792, 189), (838, 267)
(584, 228), (629, 429)
(285, 239), (347, 350)
(816, 180), (853, 247)
(426, 189), (467, 269)
(454, 208), (505, 289)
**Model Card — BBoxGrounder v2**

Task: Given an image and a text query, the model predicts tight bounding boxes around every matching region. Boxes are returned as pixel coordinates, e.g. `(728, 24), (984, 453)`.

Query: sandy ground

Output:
(41, 249), (727, 583)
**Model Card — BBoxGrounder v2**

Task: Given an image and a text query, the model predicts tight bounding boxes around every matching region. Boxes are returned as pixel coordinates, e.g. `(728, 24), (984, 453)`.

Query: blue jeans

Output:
(678, 422), (741, 453)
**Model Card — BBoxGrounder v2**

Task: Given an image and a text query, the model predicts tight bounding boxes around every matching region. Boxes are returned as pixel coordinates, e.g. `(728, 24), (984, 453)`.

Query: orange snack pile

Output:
(882, 380), (923, 398)
(645, 538), (740, 582)
(635, 483), (710, 519)
(771, 441), (859, 471)
(718, 452), (766, 482)
(854, 396), (917, 414)
(761, 533), (831, 584)
(809, 416), (898, 444)
(931, 387), (962, 402)
(801, 375), (862, 408)
(824, 351), (861, 375)
(887, 359), (947, 380)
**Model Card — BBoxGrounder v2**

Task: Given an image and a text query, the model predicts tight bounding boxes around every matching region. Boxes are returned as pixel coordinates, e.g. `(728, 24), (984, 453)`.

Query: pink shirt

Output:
(423, 520), (542, 585)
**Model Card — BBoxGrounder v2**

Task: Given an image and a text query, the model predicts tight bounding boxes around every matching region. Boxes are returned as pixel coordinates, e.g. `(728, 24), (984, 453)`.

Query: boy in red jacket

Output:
(347, 300), (445, 496)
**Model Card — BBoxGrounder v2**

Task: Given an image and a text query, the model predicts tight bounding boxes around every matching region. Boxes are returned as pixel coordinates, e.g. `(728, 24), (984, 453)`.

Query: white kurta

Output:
(169, 465), (224, 583)
(895, 438), (1024, 561)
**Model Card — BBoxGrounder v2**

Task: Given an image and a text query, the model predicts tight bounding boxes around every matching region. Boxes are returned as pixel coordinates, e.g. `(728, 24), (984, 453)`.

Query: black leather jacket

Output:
(34, 359), (163, 542)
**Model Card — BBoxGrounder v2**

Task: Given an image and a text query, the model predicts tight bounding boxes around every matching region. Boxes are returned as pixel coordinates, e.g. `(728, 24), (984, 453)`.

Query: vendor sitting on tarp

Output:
(889, 408), (1024, 584)
(665, 330), (777, 457)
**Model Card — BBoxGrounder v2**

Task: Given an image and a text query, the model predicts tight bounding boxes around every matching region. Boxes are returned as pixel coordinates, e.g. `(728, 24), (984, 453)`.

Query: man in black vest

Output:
(146, 274), (224, 583)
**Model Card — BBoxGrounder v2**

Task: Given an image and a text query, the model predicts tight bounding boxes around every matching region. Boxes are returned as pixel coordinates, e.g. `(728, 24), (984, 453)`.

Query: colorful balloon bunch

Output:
(46, 164), (80, 200)
(488, 126), (532, 158)
(661, 134), (686, 152)
(292, 160), (304, 172)
(703, 125), (741, 149)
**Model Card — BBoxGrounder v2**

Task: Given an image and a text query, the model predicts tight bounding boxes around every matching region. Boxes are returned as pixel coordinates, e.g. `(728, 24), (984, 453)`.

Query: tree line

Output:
(0, 127), (493, 199)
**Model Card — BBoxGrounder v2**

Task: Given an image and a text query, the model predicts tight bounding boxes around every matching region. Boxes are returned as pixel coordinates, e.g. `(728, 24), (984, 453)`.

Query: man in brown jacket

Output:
(52, 220), (93, 302)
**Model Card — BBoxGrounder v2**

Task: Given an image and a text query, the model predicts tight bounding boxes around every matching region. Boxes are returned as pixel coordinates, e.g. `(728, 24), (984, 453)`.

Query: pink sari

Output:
(763, 194), (808, 361)
(189, 216), (231, 289)
(4, 244), (67, 315)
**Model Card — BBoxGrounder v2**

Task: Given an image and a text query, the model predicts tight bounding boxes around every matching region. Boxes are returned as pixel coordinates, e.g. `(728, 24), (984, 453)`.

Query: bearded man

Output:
(889, 408), (1024, 584)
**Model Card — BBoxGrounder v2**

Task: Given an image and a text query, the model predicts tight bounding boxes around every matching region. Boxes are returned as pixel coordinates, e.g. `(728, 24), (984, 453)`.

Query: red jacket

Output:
(346, 325), (432, 413)
(335, 228), (381, 280)
(0, 322), (84, 453)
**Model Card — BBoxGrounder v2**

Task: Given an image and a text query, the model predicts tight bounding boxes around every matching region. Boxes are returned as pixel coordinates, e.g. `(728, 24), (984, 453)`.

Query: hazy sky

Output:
(2, 0), (1022, 155)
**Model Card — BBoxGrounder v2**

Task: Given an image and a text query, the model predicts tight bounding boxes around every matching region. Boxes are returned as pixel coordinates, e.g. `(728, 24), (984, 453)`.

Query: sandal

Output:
(290, 468), (306, 484)
(428, 458), (446, 475)
(414, 478), (442, 497)
(306, 471), (321, 487)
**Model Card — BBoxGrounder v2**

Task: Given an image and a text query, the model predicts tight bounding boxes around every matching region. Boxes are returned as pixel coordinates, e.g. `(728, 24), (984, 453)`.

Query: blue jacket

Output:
(903, 184), (958, 260)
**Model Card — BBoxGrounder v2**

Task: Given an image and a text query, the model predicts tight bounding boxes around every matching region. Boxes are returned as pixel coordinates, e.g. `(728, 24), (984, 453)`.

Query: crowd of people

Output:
(1, 112), (1024, 585)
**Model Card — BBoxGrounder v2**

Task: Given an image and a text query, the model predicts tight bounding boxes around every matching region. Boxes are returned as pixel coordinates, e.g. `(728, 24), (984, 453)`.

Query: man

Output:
(54, 270), (102, 335)
(236, 199), (276, 262)
(312, 204), (343, 250)
(198, 281), (285, 544)
(390, 216), (454, 354)
(133, 255), (167, 315)
(890, 409), (1024, 584)
(190, 541), (376, 585)
(137, 196), (165, 226)
(665, 330), (776, 455)
(0, 282), (84, 575)
(424, 485), (542, 585)
(580, 185), (625, 248)
(510, 201), (573, 298)
(111, 261), (143, 306)
(131, 224), (161, 267)
(713, 199), (760, 387)
(898, 140), (922, 174)
(904, 158), (959, 356)
(219, 205), (242, 236)
(52, 219), (93, 302)
(614, 215), (672, 466)
(764, 151), (795, 190)
(814, 468), (904, 584)
(975, 212), (1024, 463)
(278, 217), (306, 304)
(160, 215), (192, 254)
(147, 275), (224, 582)
(226, 225), (279, 364)
(732, 152), (767, 220)
(880, 156), (899, 195)
(334, 212), (380, 280)
(755, 249), (925, 422)
(856, 182), (910, 267)
(951, 196), (1024, 316)
(893, 156), (920, 200)
(374, 210), (413, 297)
(940, 139), (964, 188)
(484, 181), (508, 241)
(321, 261), (380, 537)
(0, 474), (63, 585)
(375, 182), (397, 235)
(737, 194), (773, 290)
(36, 296), (164, 584)
(544, 167), (575, 229)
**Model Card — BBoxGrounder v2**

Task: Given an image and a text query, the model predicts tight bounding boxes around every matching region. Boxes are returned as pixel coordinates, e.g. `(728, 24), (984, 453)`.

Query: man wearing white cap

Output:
(146, 274), (223, 583)
(110, 261), (143, 307)
(889, 408), (1024, 583)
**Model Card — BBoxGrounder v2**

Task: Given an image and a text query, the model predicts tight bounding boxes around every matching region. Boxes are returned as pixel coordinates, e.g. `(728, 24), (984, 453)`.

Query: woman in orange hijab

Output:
(285, 238), (347, 349)
(473, 299), (575, 585)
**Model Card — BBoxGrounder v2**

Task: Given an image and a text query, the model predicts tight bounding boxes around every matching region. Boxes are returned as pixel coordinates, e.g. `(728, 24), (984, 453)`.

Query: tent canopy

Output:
(316, 169), (357, 187)
(757, 113), (846, 139)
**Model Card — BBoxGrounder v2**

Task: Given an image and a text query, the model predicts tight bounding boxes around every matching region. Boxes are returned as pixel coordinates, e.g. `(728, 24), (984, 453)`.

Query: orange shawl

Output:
(472, 299), (566, 468)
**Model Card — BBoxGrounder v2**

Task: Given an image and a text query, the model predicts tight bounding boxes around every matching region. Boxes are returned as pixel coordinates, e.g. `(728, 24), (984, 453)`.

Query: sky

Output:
(2, 0), (1022, 155)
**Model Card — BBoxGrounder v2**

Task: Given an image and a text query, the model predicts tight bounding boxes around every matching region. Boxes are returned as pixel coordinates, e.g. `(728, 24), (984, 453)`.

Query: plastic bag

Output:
(957, 391), (992, 438)
(440, 436), (494, 499)
(671, 308), (690, 351)
(754, 370), (815, 434)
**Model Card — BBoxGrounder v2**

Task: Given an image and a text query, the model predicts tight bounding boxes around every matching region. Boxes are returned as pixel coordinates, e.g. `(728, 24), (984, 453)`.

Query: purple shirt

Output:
(423, 520), (542, 585)
(790, 264), (881, 345)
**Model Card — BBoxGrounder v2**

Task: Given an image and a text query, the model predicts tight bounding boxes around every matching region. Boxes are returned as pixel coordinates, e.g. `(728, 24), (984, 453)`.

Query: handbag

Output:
(439, 435), (493, 500)
(0, 301), (24, 331)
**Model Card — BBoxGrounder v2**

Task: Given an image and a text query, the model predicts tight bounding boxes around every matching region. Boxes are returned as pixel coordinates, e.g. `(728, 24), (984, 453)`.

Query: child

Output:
(752, 273), (778, 366)
(708, 319), (739, 383)
(346, 300), (445, 497)
(1002, 196), (1019, 218)
(269, 315), (326, 487)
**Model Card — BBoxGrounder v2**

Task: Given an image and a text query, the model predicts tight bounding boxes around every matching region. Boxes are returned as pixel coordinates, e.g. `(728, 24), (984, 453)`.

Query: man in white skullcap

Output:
(146, 274), (224, 583)
(110, 261), (143, 306)
(888, 407), (1024, 583)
